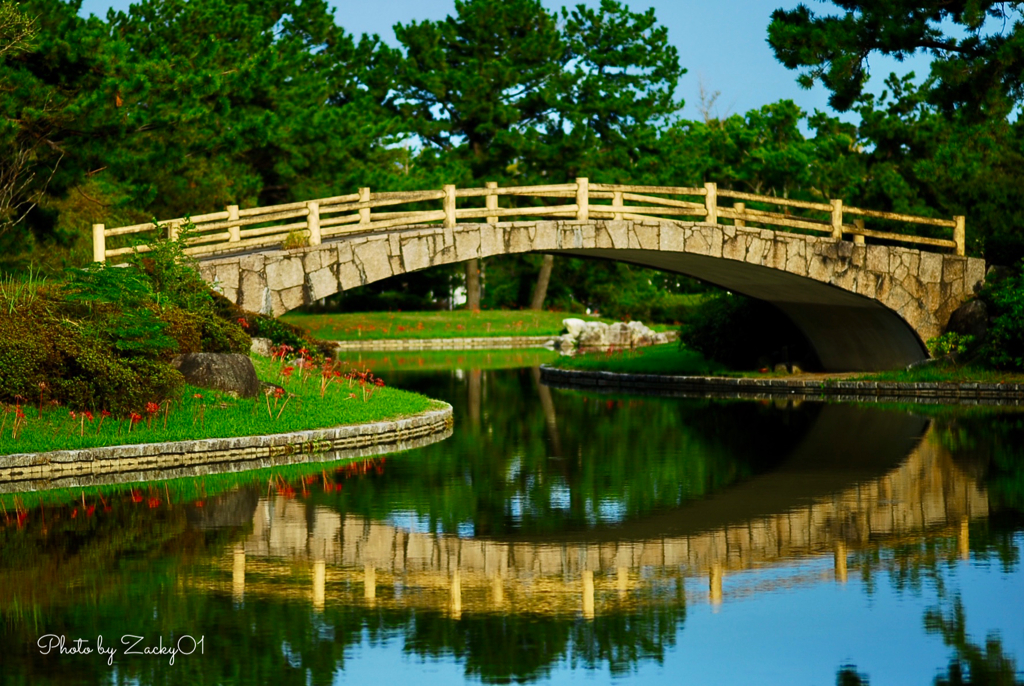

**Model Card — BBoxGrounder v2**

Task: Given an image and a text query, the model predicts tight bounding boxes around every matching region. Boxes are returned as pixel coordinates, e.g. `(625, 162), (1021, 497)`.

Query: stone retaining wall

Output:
(0, 404), (453, 491)
(334, 336), (555, 351)
(540, 366), (1024, 405)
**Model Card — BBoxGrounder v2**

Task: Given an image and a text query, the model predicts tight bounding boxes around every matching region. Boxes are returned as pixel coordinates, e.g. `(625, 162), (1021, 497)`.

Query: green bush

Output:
(678, 292), (820, 370)
(979, 260), (1024, 369)
(0, 227), (251, 413)
(927, 332), (975, 358)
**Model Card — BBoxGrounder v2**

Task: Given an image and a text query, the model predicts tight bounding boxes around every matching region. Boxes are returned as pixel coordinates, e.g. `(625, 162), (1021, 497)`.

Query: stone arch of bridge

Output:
(200, 219), (986, 371)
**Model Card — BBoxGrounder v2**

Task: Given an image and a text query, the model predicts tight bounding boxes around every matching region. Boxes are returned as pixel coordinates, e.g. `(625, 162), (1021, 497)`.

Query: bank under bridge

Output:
(93, 180), (985, 371)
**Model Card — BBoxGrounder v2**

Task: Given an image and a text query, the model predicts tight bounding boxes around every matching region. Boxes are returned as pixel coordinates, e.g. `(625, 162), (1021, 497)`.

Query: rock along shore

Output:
(539, 366), (1024, 405)
(0, 404), (453, 491)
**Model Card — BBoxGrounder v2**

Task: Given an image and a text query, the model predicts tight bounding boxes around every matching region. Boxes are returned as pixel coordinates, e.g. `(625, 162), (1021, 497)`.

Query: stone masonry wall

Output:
(198, 220), (985, 342)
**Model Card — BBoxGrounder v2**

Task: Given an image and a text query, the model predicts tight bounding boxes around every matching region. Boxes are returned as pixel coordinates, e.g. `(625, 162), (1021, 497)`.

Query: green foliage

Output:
(979, 260), (1024, 370)
(927, 332), (976, 358)
(678, 292), (820, 370)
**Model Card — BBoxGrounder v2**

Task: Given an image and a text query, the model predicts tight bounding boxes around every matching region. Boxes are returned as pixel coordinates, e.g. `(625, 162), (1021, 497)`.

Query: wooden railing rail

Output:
(91, 179), (967, 262)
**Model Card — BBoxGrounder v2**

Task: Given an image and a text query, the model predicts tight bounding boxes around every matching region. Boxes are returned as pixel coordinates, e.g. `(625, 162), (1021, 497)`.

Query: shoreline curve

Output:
(539, 366), (1024, 405)
(0, 403), (453, 491)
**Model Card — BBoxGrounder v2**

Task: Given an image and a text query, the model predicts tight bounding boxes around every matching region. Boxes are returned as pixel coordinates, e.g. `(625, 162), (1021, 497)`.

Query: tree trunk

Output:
(465, 259), (480, 310)
(529, 254), (554, 310)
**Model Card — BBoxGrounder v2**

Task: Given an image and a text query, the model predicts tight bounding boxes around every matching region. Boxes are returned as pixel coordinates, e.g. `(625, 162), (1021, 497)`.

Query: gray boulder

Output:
(946, 299), (989, 342)
(171, 353), (262, 398)
(250, 336), (274, 357)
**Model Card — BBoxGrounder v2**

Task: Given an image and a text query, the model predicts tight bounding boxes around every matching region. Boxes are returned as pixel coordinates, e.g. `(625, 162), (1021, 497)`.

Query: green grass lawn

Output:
(851, 364), (1024, 384)
(552, 343), (724, 376)
(0, 356), (439, 456)
(283, 310), (609, 340)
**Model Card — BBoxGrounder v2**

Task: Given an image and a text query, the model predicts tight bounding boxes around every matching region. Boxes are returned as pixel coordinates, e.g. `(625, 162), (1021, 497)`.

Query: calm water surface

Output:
(2, 351), (1023, 685)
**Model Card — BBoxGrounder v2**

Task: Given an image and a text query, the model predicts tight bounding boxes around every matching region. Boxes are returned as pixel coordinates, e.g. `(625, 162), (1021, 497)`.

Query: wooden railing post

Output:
(954, 216), (966, 256)
(227, 205), (240, 242)
(167, 220), (179, 242)
(92, 224), (106, 263)
(307, 201), (321, 246)
(443, 184), (456, 228)
(853, 219), (865, 245)
(704, 182), (717, 224)
(576, 177), (589, 222)
(486, 182), (498, 224)
(830, 199), (843, 240)
(734, 202), (745, 227)
(359, 187), (371, 224)
(612, 191), (623, 221)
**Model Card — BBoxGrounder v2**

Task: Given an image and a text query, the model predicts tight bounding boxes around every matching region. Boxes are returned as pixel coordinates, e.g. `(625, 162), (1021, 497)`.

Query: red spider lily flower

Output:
(15, 407), (25, 419)
(194, 501), (205, 508)
(347, 393), (356, 399)
(147, 497), (161, 508)
(281, 366), (295, 378)
(69, 410), (77, 419)
(236, 317), (250, 329)
(101, 410), (111, 418)
(276, 485), (296, 498)
(129, 412), (142, 425)
(71, 508), (78, 518)
(374, 378), (385, 387)
(274, 387), (285, 399)
(145, 402), (159, 415)
(298, 347), (308, 355)
(86, 505), (95, 517)
(130, 491), (143, 503)
(193, 393), (203, 399)
(16, 512), (27, 528)
(83, 411), (94, 422)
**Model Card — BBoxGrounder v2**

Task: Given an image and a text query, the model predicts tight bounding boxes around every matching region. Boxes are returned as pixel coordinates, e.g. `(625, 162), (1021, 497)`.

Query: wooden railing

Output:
(91, 179), (966, 262)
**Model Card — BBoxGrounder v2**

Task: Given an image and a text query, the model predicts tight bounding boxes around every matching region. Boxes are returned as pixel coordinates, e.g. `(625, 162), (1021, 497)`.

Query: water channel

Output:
(2, 350), (1023, 685)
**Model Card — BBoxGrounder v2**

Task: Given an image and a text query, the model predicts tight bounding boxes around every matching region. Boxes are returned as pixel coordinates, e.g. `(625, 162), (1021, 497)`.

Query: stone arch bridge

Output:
(93, 180), (985, 371)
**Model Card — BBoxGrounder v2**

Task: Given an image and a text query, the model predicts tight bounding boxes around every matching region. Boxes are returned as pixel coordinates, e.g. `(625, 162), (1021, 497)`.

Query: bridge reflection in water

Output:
(203, 422), (987, 619)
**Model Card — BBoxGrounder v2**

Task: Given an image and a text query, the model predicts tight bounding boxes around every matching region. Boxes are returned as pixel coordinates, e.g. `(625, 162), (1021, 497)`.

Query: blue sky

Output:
(76, 0), (933, 122)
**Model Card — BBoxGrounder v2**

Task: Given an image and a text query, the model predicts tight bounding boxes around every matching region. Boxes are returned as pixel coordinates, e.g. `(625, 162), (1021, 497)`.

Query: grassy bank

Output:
(552, 344), (1024, 386)
(0, 356), (438, 456)
(552, 343), (725, 376)
(283, 310), (612, 340)
(338, 348), (559, 373)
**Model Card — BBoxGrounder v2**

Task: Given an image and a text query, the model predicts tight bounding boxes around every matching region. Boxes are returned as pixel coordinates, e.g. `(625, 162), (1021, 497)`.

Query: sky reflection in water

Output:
(1, 356), (1022, 685)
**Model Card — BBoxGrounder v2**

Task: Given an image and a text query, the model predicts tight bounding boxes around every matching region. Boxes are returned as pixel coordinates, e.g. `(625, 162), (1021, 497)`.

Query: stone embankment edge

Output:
(333, 336), (555, 351)
(539, 366), (1024, 405)
(0, 403), (453, 486)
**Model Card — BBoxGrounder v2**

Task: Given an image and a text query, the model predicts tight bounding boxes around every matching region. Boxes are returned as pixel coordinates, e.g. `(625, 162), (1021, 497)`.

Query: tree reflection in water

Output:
(1, 364), (1023, 684)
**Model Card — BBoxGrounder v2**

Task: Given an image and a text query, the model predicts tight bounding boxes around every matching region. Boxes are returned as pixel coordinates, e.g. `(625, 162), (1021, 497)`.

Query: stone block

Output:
(239, 271), (269, 314)
(479, 224), (500, 256)
(966, 257), (986, 293)
(307, 266), (337, 301)
(635, 223), (659, 250)
(215, 264), (239, 290)
(279, 285), (304, 313)
(402, 236), (431, 273)
(606, 221), (628, 249)
(722, 234), (745, 261)
(866, 245), (888, 273)
(337, 242), (353, 264)
(943, 257), (966, 284)
(354, 239), (392, 283)
(808, 255), (829, 282)
(302, 251), (322, 273)
(660, 224), (684, 252)
(534, 221), (558, 250)
(919, 251), (943, 283)
(509, 226), (532, 253)
(239, 254), (265, 272)
(339, 261), (363, 290)
(265, 257), (304, 290)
